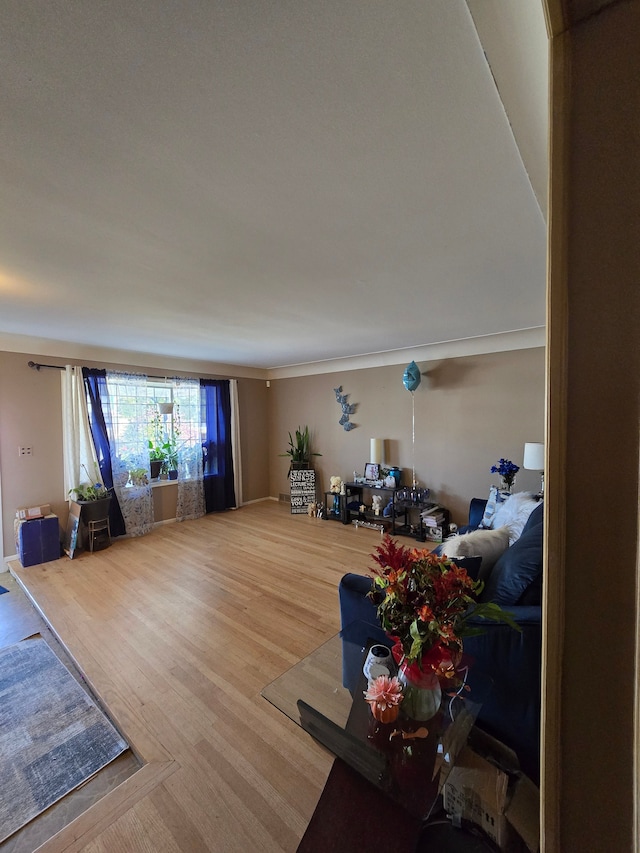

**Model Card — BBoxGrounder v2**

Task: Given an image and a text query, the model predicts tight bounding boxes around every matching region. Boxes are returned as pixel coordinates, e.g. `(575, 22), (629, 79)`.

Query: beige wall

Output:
(268, 347), (545, 524)
(238, 378), (270, 503)
(0, 349), (269, 559)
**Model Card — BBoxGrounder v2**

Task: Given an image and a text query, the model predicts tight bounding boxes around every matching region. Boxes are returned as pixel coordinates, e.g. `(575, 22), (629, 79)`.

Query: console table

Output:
(324, 483), (450, 542)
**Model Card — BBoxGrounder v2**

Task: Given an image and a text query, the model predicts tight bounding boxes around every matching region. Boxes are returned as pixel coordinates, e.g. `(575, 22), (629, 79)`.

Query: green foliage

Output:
(280, 425), (321, 463)
(69, 464), (111, 502)
(148, 439), (165, 461)
(128, 467), (149, 486)
(148, 403), (181, 470)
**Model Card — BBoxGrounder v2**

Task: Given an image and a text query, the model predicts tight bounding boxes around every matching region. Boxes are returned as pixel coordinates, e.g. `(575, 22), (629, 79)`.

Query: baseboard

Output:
(2, 554), (18, 571)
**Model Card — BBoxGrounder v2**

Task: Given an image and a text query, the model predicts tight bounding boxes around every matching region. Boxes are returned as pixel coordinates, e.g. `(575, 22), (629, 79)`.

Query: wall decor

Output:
(333, 386), (358, 431)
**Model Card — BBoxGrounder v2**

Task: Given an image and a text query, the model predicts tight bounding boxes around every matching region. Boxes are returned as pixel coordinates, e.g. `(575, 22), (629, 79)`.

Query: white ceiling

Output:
(0, 1), (548, 373)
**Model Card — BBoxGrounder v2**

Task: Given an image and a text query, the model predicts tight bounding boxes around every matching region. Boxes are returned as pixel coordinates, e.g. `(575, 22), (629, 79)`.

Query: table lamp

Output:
(523, 442), (544, 497)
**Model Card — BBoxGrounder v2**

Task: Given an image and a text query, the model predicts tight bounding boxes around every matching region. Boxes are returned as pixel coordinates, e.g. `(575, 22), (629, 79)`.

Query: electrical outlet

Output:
(18, 446), (32, 457)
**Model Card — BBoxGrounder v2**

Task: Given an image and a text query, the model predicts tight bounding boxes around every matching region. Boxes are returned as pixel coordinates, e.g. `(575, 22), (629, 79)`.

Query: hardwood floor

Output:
(8, 501), (388, 852)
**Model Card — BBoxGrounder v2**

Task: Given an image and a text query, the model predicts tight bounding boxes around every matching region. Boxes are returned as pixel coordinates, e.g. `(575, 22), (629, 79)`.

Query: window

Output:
(83, 369), (236, 529)
(103, 375), (203, 481)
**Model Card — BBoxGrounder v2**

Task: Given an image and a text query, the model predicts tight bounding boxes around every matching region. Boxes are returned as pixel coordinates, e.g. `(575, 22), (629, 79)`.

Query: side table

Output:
(322, 491), (346, 523)
(87, 517), (111, 552)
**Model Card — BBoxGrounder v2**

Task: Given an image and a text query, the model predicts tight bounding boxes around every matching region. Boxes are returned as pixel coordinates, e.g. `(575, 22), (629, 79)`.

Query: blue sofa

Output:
(338, 500), (543, 784)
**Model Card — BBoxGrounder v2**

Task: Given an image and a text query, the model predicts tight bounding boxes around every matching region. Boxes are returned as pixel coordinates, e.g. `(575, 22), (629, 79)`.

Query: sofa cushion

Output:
(441, 527), (510, 581)
(491, 492), (541, 544)
(478, 485), (510, 528)
(480, 522), (544, 606)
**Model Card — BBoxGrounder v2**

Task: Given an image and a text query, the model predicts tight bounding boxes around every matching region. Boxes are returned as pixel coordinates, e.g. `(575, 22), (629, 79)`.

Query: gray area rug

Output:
(0, 636), (128, 842)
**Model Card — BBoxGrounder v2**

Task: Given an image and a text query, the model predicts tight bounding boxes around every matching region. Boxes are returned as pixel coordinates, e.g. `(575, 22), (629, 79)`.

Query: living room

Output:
(1, 1), (639, 851)
(0, 343), (545, 561)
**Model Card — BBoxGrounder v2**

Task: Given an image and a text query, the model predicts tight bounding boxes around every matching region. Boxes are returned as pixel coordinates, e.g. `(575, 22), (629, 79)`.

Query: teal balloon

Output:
(403, 360), (421, 392)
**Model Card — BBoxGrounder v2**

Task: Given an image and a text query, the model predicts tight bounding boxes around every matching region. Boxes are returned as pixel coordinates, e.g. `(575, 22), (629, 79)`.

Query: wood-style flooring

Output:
(7, 500), (388, 852)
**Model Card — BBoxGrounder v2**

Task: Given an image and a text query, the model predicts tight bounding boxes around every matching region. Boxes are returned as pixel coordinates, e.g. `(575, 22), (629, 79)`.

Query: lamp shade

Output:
(370, 438), (384, 466)
(523, 442), (544, 471)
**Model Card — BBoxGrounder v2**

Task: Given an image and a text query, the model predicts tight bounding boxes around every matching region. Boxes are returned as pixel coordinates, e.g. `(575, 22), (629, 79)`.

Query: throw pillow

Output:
(492, 492), (540, 544)
(480, 522), (544, 606)
(442, 527), (510, 582)
(478, 485), (510, 529)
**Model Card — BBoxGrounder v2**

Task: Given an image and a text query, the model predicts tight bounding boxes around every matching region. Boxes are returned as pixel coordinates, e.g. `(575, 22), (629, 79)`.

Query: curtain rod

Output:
(27, 360), (187, 381)
(28, 361), (63, 371)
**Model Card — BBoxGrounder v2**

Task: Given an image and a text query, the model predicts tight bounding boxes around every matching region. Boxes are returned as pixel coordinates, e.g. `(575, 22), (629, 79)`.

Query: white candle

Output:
(370, 438), (384, 465)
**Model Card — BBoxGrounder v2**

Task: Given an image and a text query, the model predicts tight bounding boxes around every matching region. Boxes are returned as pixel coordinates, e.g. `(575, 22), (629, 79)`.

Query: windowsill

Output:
(151, 479), (178, 488)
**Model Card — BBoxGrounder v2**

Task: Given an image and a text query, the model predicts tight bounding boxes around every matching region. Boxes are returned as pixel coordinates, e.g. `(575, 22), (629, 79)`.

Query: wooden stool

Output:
(87, 517), (111, 552)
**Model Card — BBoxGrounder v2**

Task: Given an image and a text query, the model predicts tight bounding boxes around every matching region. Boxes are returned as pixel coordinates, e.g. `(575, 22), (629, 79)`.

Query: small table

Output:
(87, 517), (111, 552)
(262, 620), (491, 821)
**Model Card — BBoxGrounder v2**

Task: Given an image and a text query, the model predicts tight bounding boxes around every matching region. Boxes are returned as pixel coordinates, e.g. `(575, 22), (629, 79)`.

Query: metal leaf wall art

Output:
(334, 386), (358, 430)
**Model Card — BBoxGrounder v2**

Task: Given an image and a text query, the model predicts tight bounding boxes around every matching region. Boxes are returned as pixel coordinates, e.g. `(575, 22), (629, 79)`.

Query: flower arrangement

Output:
(68, 464), (111, 502)
(368, 536), (518, 683)
(490, 457), (519, 491)
(364, 674), (404, 723)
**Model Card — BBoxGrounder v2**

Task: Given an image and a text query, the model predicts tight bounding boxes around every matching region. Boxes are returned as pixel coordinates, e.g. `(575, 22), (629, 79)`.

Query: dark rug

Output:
(0, 586), (8, 594)
(0, 637), (128, 842)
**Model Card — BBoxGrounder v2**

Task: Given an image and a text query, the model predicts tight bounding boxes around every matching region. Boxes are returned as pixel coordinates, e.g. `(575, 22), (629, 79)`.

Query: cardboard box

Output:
(16, 503), (51, 521)
(443, 729), (539, 852)
(14, 515), (61, 567)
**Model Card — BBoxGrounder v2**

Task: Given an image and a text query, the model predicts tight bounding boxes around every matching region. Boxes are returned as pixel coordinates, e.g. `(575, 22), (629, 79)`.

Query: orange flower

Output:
(364, 674), (404, 708)
(417, 604), (434, 622)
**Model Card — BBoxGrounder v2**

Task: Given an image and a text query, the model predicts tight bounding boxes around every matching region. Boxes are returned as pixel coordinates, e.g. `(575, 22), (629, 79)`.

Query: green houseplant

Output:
(148, 440), (165, 479)
(281, 425), (322, 473)
(68, 464), (113, 523)
(68, 464), (111, 502)
(148, 404), (181, 479)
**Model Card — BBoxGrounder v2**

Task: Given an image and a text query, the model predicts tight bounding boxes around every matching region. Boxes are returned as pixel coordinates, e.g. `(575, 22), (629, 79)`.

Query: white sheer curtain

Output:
(174, 376), (205, 521)
(61, 365), (100, 496)
(230, 379), (242, 508)
(105, 371), (153, 537)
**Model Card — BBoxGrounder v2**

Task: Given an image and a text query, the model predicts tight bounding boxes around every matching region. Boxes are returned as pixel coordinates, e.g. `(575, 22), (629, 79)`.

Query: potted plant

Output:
(148, 441), (165, 479)
(281, 425), (322, 474)
(128, 467), (149, 487)
(148, 404), (181, 480)
(68, 465), (113, 522)
(165, 442), (179, 479)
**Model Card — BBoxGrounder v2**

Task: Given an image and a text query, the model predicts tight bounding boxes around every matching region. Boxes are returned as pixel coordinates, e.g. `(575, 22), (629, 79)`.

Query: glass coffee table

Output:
(262, 620), (491, 820)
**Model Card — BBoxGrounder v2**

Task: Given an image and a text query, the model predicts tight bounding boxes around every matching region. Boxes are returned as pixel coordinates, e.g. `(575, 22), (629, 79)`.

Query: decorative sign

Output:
(290, 469), (316, 514)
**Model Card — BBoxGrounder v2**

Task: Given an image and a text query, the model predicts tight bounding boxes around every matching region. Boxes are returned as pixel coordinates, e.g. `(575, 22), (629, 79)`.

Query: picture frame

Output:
(64, 513), (80, 559)
(364, 462), (380, 482)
